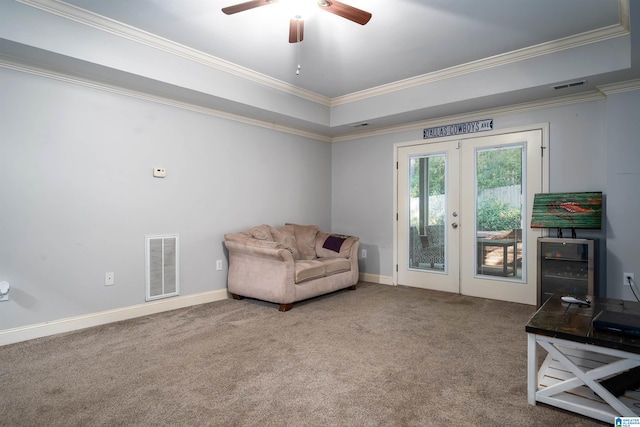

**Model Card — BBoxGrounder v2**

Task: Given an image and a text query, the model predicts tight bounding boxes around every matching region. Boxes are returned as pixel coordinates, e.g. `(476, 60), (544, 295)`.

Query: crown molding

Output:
(6, 50), (634, 145)
(16, 0), (333, 107)
(331, 23), (629, 107)
(7, 0), (634, 144)
(331, 91), (607, 143)
(0, 55), (332, 142)
(16, 0), (630, 111)
(332, 0), (629, 106)
(598, 79), (640, 95)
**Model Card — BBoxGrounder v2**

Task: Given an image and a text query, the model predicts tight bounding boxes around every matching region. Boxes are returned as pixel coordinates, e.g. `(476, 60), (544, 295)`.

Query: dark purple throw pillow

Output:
(322, 235), (347, 253)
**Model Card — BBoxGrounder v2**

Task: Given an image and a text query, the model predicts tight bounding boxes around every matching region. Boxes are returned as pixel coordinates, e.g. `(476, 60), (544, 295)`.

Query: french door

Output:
(396, 128), (546, 305)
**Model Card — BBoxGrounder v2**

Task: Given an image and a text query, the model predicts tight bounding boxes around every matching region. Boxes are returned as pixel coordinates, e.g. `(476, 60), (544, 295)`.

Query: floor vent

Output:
(145, 234), (179, 301)
(553, 80), (586, 90)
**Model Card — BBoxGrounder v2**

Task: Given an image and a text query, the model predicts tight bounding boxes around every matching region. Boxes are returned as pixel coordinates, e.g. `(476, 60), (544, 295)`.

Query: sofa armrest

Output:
(348, 238), (360, 260)
(224, 236), (296, 305)
(224, 237), (295, 263)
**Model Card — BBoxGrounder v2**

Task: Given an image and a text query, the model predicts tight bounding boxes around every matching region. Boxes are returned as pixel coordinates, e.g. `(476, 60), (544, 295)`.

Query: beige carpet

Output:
(0, 283), (606, 426)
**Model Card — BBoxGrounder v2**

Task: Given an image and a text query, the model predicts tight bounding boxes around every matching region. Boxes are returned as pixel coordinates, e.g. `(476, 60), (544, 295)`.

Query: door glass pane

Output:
(475, 145), (524, 280)
(408, 154), (445, 271)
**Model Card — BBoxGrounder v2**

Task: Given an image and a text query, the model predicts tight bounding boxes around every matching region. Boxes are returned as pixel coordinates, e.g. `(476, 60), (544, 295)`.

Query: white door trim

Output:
(393, 123), (550, 293)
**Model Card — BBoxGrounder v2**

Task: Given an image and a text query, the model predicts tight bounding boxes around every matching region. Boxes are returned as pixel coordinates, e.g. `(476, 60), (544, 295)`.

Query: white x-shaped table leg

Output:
(536, 337), (640, 417)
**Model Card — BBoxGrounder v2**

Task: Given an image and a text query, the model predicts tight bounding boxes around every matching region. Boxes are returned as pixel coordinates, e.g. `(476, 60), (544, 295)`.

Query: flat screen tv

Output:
(530, 192), (602, 231)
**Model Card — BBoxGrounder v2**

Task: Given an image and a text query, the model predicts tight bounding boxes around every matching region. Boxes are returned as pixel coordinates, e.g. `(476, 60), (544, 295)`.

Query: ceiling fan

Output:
(222, 0), (372, 43)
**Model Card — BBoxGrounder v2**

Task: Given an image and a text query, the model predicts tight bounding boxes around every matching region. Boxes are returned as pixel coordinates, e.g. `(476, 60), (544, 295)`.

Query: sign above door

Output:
(423, 119), (494, 139)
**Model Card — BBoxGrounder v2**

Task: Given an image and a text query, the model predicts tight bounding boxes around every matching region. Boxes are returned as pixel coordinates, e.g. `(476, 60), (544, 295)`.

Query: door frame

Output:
(396, 141), (461, 293)
(393, 123), (550, 302)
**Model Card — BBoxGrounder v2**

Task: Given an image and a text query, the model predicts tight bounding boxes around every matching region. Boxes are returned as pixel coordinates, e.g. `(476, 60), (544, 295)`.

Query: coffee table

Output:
(526, 293), (640, 423)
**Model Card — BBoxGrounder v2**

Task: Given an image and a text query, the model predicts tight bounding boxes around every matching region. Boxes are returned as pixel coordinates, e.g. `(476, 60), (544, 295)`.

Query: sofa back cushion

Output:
(268, 225), (299, 259)
(315, 232), (357, 258)
(286, 223), (320, 260)
(248, 224), (274, 241)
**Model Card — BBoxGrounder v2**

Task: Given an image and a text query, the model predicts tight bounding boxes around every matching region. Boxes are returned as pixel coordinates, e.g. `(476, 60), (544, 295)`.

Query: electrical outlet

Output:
(0, 281), (8, 302)
(624, 272), (635, 287)
(105, 272), (115, 286)
(216, 260), (223, 271)
(361, 249), (367, 258)
(153, 167), (166, 178)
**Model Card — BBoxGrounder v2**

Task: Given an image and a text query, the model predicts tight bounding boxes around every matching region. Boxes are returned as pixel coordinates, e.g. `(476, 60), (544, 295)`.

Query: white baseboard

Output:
(360, 273), (394, 286)
(0, 289), (229, 347)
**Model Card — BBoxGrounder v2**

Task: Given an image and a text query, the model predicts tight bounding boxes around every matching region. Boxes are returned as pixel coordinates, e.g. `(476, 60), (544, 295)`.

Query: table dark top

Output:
(526, 293), (640, 354)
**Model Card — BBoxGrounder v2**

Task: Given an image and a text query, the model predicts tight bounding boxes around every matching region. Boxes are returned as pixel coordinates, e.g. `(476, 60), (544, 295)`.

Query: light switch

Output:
(153, 168), (166, 178)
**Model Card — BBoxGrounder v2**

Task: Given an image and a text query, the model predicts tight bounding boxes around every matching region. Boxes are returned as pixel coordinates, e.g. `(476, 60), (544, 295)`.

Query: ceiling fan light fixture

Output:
(223, 0), (372, 43)
(281, 0), (315, 20)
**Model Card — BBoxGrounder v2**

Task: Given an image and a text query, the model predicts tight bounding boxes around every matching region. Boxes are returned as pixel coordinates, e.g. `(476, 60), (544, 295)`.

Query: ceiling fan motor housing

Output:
(222, 0), (372, 43)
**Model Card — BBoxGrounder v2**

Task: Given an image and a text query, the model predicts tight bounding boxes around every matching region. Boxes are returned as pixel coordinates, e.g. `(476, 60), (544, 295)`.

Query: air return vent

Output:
(145, 234), (179, 301)
(553, 80), (586, 90)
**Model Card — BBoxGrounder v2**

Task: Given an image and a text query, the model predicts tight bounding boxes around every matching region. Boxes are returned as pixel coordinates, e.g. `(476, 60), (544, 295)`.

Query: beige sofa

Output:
(224, 223), (359, 311)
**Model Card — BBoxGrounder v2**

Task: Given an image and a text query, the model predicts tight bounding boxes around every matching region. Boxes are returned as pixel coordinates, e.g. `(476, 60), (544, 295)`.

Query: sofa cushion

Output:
(269, 225), (299, 259)
(322, 235), (346, 252)
(316, 232), (357, 258)
(248, 224), (273, 241)
(319, 258), (351, 276)
(286, 223), (320, 260)
(224, 232), (284, 250)
(294, 260), (326, 283)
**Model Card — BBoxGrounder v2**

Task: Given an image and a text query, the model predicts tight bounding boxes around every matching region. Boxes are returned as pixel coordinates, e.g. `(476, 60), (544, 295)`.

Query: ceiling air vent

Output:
(553, 80), (586, 90)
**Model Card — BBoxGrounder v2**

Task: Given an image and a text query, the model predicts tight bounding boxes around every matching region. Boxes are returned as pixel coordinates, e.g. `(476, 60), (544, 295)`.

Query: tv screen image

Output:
(530, 192), (602, 230)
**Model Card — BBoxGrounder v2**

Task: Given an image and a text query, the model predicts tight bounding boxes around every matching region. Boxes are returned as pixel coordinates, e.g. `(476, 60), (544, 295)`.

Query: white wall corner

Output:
(360, 273), (394, 286)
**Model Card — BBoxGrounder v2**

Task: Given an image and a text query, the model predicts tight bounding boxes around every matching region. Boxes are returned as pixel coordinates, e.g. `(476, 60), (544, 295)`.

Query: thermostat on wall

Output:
(153, 167), (166, 178)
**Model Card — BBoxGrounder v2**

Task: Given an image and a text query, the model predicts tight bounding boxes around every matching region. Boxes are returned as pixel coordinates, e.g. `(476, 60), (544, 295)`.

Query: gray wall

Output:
(0, 68), (332, 330)
(331, 92), (640, 298)
(2, 64), (638, 333)
(605, 90), (640, 300)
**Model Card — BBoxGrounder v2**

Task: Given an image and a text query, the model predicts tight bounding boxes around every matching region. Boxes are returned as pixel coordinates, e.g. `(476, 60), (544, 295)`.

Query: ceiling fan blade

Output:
(289, 18), (304, 43)
(222, 0), (276, 15)
(318, 0), (372, 25)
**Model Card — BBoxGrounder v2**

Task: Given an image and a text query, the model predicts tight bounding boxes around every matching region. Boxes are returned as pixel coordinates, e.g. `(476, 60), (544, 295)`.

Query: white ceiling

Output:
(62, 0), (623, 97)
(1, 0), (638, 138)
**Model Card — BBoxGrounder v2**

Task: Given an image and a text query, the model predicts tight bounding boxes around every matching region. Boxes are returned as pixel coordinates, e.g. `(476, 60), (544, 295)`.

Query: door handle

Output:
(451, 222), (458, 229)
